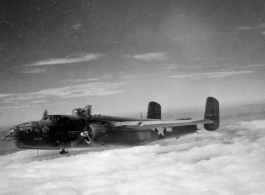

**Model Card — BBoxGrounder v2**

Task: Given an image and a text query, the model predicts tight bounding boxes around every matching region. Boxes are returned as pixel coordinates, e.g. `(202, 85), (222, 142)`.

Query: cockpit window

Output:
(41, 116), (62, 125)
(54, 117), (62, 124)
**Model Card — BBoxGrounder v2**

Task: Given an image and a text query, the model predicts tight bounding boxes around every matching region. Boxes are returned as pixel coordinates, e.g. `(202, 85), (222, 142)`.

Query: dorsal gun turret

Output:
(72, 104), (92, 117)
(72, 108), (84, 116)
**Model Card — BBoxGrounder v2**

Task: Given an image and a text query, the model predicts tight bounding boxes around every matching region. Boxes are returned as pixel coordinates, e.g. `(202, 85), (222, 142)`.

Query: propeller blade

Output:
(85, 104), (92, 142)
(70, 131), (91, 147)
(85, 105), (92, 127)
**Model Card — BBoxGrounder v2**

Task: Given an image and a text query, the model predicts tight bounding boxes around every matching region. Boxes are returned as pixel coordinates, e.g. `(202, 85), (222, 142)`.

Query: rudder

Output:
(147, 101), (161, 119)
(204, 97), (220, 131)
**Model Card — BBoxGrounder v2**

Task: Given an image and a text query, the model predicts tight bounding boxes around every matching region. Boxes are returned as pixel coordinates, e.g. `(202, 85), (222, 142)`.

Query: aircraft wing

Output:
(109, 119), (213, 130)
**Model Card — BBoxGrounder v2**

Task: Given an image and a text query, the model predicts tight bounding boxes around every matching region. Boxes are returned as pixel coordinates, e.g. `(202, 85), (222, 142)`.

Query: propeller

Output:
(70, 104), (92, 146)
(84, 104), (92, 142)
(85, 104), (92, 129)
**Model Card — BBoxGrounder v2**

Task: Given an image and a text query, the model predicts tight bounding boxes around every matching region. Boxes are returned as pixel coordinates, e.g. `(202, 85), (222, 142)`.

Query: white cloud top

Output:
(1, 119), (265, 194)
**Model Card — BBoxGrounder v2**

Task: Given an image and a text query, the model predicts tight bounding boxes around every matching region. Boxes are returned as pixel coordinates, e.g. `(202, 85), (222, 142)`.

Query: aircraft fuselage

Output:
(9, 115), (197, 150)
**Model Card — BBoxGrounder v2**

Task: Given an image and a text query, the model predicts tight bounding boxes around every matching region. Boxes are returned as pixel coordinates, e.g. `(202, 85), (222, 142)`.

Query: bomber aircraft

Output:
(3, 97), (219, 154)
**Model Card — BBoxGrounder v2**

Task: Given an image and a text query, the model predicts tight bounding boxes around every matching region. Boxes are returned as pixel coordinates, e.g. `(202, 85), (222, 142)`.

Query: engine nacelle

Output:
(87, 123), (110, 144)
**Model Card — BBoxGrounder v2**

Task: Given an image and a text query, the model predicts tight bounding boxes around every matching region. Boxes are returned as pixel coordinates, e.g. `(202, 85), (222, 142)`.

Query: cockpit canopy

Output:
(41, 115), (62, 125)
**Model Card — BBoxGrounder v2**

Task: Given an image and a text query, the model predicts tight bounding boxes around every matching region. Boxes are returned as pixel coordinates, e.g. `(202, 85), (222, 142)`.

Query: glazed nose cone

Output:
(8, 127), (19, 146)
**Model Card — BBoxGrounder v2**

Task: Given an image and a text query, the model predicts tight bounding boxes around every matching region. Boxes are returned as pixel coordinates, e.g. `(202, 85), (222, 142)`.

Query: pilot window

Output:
(54, 117), (62, 124)
(42, 116), (62, 125)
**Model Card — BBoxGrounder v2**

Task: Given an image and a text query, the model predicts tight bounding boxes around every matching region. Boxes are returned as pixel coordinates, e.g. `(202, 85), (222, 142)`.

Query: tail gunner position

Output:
(3, 97), (219, 154)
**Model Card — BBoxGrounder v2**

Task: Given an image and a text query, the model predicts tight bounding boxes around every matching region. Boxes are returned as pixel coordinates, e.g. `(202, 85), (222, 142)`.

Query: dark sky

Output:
(1, 0), (265, 126)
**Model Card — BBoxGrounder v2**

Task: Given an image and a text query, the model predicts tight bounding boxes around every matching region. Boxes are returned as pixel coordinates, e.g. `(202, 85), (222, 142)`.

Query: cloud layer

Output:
(132, 52), (167, 61)
(25, 54), (102, 66)
(18, 67), (47, 74)
(1, 116), (265, 195)
(170, 70), (255, 79)
(1, 82), (127, 104)
(237, 23), (265, 31)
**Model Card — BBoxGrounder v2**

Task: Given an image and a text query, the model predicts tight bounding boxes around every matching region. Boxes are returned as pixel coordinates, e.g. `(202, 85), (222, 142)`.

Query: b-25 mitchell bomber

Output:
(3, 97), (219, 154)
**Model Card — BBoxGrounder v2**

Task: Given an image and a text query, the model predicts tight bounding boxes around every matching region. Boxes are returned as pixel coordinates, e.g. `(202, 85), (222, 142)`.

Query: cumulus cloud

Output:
(24, 53), (103, 66)
(132, 52), (167, 61)
(2, 82), (127, 104)
(1, 117), (265, 194)
(170, 70), (255, 79)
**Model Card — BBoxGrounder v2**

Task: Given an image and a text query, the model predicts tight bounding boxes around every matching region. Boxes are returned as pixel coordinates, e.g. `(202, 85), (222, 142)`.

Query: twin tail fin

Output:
(204, 97), (220, 131)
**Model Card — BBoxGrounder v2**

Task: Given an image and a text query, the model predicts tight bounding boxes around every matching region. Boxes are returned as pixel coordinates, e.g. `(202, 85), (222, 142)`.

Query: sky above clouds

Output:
(1, 0), (265, 126)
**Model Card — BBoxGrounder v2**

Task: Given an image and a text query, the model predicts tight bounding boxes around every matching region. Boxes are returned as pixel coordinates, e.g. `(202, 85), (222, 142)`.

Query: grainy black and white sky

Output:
(1, 0), (265, 126)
